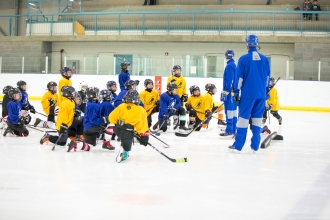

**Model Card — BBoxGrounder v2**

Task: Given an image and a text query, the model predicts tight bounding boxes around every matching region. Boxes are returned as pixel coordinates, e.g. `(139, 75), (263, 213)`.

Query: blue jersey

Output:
(119, 72), (130, 91)
(158, 92), (181, 120)
(7, 100), (21, 125)
(19, 91), (32, 110)
(234, 48), (270, 99)
(100, 100), (114, 118)
(223, 59), (236, 92)
(111, 91), (117, 100)
(113, 89), (144, 108)
(83, 100), (102, 131)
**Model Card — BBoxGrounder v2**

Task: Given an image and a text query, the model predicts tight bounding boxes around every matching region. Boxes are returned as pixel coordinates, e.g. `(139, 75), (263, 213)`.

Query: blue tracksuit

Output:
(113, 89), (144, 108)
(223, 59), (237, 135)
(232, 48), (270, 151)
(100, 100), (114, 119)
(118, 72), (130, 91)
(7, 100), (21, 125)
(19, 91), (32, 110)
(158, 92), (181, 121)
(83, 101), (102, 132)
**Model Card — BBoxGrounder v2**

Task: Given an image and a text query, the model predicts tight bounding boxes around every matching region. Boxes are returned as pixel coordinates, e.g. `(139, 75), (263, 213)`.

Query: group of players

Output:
(0, 34), (282, 160)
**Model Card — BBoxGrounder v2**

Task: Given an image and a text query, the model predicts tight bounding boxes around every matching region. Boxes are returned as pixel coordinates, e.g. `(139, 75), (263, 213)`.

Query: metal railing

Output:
(0, 10), (329, 36)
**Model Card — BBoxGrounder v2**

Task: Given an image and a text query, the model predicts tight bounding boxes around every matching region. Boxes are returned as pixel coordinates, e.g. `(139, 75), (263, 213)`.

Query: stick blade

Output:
(174, 132), (190, 137)
(175, 158), (188, 163)
(273, 135), (284, 140)
(260, 131), (278, 149)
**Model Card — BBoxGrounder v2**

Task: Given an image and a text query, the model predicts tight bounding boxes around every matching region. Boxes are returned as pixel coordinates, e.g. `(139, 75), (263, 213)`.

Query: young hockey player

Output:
(114, 80), (143, 108)
(34, 81), (58, 128)
(100, 89), (114, 122)
(68, 93), (84, 141)
(263, 77), (282, 125)
(108, 90), (149, 162)
(40, 86), (76, 146)
(3, 88), (29, 137)
(58, 67), (73, 105)
(67, 87), (115, 152)
(220, 50), (237, 137)
(78, 81), (88, 113)
(1, 85), (13, 129)
(106, 80), (118, 100)
(166, 65), (188, 126)
(139, 79), (160, 128)
(230, 34), (270, 153)
(203, 83), (218, 128)
(152, 83), (189, 133)
(17, 80), (35, 125)
(119, 61), (131, 91)
(185, 85), (206, 131)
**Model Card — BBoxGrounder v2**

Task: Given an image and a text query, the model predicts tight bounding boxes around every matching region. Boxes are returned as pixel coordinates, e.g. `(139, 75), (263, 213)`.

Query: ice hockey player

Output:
(40, 86), (76, 146)
(58, 67), (73, 105)
(100, 89), (114, 123)
(108, 90), (149, 162)
(33, 81), (58, 129)
(68, 93), (84, 142)
(17, 80), (35, 125)
(263, 77), (282, 125)
(166, 65), (188, 126)
(139, 79), (160, 128)
(113, 80), (143, 108)
(185, 85), (206, 131)
(152, 83), (189, 133)
(203, 83), (220, 128)
(220, 49), (238, 137)
(3, 88), (29, 137)
(119, 61), (131, 91)
(229, 34), (270, 153)
(78, 81), (88, 113)
(1, 85), (13, 129)
(67, 87), (115, 152)
(106, 80), (118, 100)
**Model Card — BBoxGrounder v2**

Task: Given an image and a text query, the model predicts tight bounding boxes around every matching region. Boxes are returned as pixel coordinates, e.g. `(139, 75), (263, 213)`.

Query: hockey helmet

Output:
(123, 90), (140, 105)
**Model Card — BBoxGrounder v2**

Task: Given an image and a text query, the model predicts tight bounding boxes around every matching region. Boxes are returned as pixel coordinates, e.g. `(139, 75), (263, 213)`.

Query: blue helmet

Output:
(246, 34), (259, 47)
(225, 50), (235, 59)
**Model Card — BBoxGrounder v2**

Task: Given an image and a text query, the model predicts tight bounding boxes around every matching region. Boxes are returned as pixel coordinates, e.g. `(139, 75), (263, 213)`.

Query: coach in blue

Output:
(229, 34), (270, 153)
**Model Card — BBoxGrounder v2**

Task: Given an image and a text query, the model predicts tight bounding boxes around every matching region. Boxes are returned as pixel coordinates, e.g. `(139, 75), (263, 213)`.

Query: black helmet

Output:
(61, 86), (76, 100)
(189, 85), (200, 96)
(47, 81), (57, 93)
(3, 85), (13, 95)
(8, 88), (22, 102)
(173, 65), (181, 71)
(123, 90), (140, 105)
(99, 89), (112, 100)
(270, 77), (275, 83)
(144, 79), (154, 88)
(60, 67), (72, 79)
(121, 61), (130, 69)
(106, 81), (117, 89)
(86, 87), (100, 100)
(17, 80), (27, 91)
(205, 83), (217, 94)
(167, 83), (178, 92)
(124, 80), (137, 90)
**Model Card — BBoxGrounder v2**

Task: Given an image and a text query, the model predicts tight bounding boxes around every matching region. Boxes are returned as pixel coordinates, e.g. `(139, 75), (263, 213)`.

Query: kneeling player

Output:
(3, 88), (29, 137)
(263, 77), (282, 125)
(185, 85), (206, 131)
(1, 85), (13, 130)
(68, 93), (84, 141)
(140, 79), (160, 128)
(109, 90), (149, 163)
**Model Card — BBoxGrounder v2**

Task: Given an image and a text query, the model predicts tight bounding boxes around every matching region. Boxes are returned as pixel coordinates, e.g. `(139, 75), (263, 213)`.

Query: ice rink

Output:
(1, 101), (330, 220)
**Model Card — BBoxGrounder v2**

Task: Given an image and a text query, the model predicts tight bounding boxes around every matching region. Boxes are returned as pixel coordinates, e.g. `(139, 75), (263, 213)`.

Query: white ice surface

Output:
(1, 101), (330, 220)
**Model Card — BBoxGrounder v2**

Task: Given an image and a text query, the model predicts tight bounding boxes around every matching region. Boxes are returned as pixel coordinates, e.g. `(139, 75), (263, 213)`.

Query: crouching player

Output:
(109, 90), (149, 163)
(185, 85), (206, 131)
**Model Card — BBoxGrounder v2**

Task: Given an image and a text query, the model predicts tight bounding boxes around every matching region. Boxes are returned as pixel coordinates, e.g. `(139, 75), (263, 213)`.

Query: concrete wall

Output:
(0, 73), (329, 110)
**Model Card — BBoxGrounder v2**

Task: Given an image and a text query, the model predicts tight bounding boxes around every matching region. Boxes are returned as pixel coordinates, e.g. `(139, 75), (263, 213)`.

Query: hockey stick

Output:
(149, 119), (167, 136)
(192, 109), (222, 120)
(52, 133), (63, 151)
(147, 142), (187, 163)
(175, 103), (224, 137)
(27, 125), (57, 133)
(36, 111), (48, 117)
(149, 132), (170, 148)
(260, 131), (283, 149)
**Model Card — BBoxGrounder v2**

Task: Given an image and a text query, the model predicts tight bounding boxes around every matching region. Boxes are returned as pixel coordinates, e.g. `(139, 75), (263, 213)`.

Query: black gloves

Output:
(181, 94), (188, 103)
(59, 123), (68, 135)
(185, 103), (192, 111)
(205, 110), (212, 118)
(138, 132), (149, 146)
(49, 98), (55, 107)
(29, 106), (36, 114)
(18, 116), (25, 127)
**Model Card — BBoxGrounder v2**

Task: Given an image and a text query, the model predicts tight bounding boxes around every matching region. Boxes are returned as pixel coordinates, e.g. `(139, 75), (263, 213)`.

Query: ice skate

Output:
(116, 147), (129, 163)
(278, 117), (282, 125)
(228, 145), (241, 153)
(102, 140), (115, 150)
(33, 118), (41, 127)
(173, 116), (179, 130)
(179, 125), (190, 133)
(219, 132), (233, 137)
(3, 127), (14, 137)
(40, 132), (50, 144)
(262, 125), (271, 134)
(67, 140), (77, 152)
(217, 119), (226, 127)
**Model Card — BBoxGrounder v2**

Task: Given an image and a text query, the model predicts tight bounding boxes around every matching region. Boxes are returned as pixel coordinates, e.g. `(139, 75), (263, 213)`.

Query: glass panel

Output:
(182, 55), (204, 77)
(99, 53), (114, 75)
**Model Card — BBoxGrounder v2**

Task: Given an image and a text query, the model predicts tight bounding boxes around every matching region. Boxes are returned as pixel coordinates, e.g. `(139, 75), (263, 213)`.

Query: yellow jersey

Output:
(41, 91), (59, 115)
(267, 87), (279, 111)
(58, 77), (72, 105)
(140, 89), (160, 116)
(167, 75), (187, 98)
(56, 97), (75, 131)
(187, 95), (206, 120)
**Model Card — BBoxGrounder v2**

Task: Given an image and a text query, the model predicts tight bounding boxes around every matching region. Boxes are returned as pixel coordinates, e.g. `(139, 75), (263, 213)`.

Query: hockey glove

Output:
(54, 106), (59, 116)
(181, 94), (188, 103)
(23, 103), (29, 111)
(138, 132), (149, 146)
(24, 114), (31, 125)
(220, 91), (229, 102)
(233, 92), (240, 107)
(155, 100), (160, 106)
(59, 123), (68, 135)
(185, 103), (192, 111)
(265, 104), (273, 111)
(49, 98), (55, 107)
(18, 116), (25, 128)
(205, 110), (212, 118)
(29, 106), (36, 114)
(169, 108), (177, 116)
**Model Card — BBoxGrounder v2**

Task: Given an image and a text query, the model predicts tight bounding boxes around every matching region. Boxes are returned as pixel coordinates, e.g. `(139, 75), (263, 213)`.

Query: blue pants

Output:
(224, 94), (237, 134)
(232, 98), (265, 151)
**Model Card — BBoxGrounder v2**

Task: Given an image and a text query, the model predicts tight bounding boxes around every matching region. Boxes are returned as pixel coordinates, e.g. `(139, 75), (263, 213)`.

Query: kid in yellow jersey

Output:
(203, 83), (225, 128)
(33, 81), (58, 128)
(140, 79), (160, 128)
(58, 67), (73, 105)
(40, 86), (76, 147)
(263, 77), (282, 125)
(109, 90), (149, 163)
(185, 85), (206, 131)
